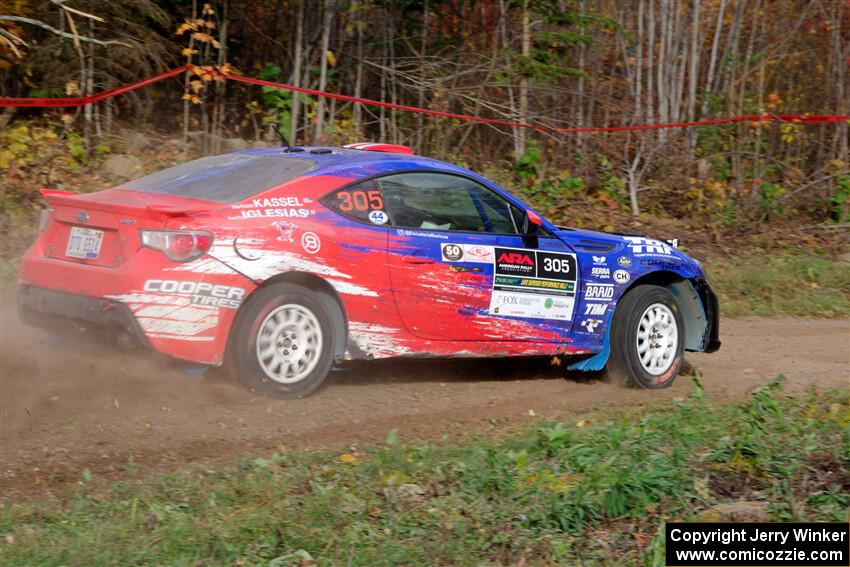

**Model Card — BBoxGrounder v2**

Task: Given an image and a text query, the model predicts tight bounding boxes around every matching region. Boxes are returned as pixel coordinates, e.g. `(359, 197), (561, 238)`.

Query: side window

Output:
(377, 172), (518, 234)
(321, 179), (391, 226)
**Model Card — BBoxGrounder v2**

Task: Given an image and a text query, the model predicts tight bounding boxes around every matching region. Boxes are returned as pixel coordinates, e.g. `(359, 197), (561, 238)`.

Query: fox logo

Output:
(498, 252), (533, 265)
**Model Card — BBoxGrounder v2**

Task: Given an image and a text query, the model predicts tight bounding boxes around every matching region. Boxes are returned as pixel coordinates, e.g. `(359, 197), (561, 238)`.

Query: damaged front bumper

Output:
(693, 278), (721, 353)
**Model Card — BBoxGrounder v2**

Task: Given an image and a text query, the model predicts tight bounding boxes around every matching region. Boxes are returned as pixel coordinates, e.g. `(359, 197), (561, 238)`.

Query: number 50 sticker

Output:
(368, 210), (389, 225)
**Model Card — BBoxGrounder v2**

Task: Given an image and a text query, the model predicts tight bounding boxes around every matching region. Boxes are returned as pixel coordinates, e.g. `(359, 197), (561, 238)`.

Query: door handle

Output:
(401, 255), (435, 264)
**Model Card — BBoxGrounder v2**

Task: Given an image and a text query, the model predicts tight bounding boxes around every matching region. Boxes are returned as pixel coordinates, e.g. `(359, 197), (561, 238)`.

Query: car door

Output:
(379, 171), (579, 342)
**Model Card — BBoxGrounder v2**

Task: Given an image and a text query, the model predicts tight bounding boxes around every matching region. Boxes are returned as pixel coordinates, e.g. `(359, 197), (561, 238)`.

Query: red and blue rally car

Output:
(18, 143), (720, 398)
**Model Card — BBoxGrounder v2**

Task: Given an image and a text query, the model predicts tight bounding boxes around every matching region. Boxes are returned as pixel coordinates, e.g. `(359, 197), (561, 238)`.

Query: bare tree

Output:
(314, 0), (334, 143)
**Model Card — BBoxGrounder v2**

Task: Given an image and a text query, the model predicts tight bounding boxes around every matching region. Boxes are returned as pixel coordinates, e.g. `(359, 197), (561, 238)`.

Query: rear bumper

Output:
(693, 278), (721, 353)
(18, 285), (151, 348)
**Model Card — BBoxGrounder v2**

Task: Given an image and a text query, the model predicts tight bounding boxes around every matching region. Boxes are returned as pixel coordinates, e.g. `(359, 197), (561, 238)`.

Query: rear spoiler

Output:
(39, 188), (75, 201)
(39, 188), (211, 219)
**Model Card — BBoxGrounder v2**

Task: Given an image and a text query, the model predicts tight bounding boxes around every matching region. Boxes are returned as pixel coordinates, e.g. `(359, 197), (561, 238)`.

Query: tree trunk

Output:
(686, 0), (701, 156)
(183, 0), (198, 157)
(634, 0), (644, 124)
(352, 0), (363, 139)
(388, 10), (399, 144)
(656, 0), (669, 139)
(702, 0), (727, 117)
(575, 0), (587, 149)
(646, 0), (655, 124)
(88, 19), (99, 140)
(290, 0), (304, 144)
(499, 0), (521, 162)
(314, 0), (334, 143)
(416, 0), (429, 150)
(830, 0), (848, 162)
(517, 0), (530, 161)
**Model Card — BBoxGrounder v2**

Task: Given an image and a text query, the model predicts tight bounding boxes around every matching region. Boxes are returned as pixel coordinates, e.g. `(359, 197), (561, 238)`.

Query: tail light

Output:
(140, 229), (214, 262)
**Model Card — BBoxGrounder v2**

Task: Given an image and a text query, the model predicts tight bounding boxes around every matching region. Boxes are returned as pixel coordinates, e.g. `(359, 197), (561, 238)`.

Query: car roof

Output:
(235, 146), (476, 182)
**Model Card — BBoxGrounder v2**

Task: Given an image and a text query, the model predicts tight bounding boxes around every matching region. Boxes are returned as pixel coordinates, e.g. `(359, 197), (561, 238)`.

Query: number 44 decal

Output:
(368, 210), (389, 225)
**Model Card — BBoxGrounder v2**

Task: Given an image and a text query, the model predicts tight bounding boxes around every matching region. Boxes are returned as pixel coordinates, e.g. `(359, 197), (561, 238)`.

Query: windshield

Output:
(116, 154), (317, 203)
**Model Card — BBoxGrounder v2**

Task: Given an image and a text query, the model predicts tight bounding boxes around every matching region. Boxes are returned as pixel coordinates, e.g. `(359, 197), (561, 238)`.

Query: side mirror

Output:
(522, 210), (541, 235)
(522, 210), (541, 247)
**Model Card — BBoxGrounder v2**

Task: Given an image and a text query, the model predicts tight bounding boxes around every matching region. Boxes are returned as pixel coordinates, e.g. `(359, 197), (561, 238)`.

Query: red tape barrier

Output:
(1, 65), (847, 133)
(0, 66), (188, 108)
(221, 73), (849, 133)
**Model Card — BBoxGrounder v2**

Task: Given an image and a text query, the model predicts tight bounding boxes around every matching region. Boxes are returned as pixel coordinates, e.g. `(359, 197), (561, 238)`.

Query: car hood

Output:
(551, 225), (704, 275)
(551, 226), (631, 246)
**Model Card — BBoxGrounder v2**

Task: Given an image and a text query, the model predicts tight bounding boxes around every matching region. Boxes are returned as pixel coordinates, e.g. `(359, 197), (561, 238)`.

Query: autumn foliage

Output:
(1, 0), (848, 241)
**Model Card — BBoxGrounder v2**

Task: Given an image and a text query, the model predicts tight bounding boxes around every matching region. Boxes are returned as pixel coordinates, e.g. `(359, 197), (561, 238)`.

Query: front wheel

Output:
(226, 283), (335, 398)
(607, 285), (684, 389)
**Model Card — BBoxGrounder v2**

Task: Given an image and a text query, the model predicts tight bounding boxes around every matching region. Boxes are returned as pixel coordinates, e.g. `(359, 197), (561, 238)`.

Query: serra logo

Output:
(498, 252), (533, 265)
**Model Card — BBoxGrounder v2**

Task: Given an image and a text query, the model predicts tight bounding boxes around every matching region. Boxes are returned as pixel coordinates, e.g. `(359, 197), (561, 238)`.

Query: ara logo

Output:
(592, 255), (606, 264)
(495, 247), (536, 276)
(584, 303), (608, 316)
(498, 252), (533, 265)
(580, 318), (603, 333)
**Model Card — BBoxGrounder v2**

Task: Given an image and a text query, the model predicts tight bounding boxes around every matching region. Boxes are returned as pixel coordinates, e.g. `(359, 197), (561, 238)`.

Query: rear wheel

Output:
(226, 283), (335, 398)
(608, 285), (684, 389)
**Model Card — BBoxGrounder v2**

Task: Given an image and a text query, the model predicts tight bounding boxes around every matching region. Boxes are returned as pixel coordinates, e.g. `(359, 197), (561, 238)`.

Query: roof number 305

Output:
(337, 190), (384, 212)
(543, 257), (570, 273)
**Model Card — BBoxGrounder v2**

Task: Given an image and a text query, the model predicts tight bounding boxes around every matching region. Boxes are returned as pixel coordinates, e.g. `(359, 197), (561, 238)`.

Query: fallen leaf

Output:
(385, 429), (398, 445)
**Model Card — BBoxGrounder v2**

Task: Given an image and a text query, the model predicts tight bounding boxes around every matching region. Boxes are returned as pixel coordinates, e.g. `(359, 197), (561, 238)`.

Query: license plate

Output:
(66, 227), (104, 259)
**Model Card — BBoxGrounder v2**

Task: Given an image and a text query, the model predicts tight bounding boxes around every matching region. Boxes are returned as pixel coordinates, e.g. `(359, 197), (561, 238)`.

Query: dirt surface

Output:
(1, 300), (848, 502)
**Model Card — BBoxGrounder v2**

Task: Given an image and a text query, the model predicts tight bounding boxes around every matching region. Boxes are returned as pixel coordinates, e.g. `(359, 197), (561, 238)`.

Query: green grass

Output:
(2, 378), (848, 566)
(708, 254), (850, 317)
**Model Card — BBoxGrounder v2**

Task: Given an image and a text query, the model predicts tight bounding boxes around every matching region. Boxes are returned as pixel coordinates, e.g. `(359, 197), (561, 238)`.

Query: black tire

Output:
(226, 283), (336, 399)
(607, 284), (685, 389)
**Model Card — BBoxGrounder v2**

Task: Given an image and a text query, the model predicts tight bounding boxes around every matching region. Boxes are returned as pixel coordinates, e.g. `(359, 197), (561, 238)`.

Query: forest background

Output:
(1, 0), (849, 262)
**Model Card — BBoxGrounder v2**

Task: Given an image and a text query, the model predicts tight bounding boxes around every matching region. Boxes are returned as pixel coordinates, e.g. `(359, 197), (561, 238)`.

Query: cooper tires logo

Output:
(143, 279), (245, 309)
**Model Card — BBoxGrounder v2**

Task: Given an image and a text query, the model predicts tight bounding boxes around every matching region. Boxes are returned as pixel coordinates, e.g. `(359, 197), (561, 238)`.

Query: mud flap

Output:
(567, 324), (611, 372)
